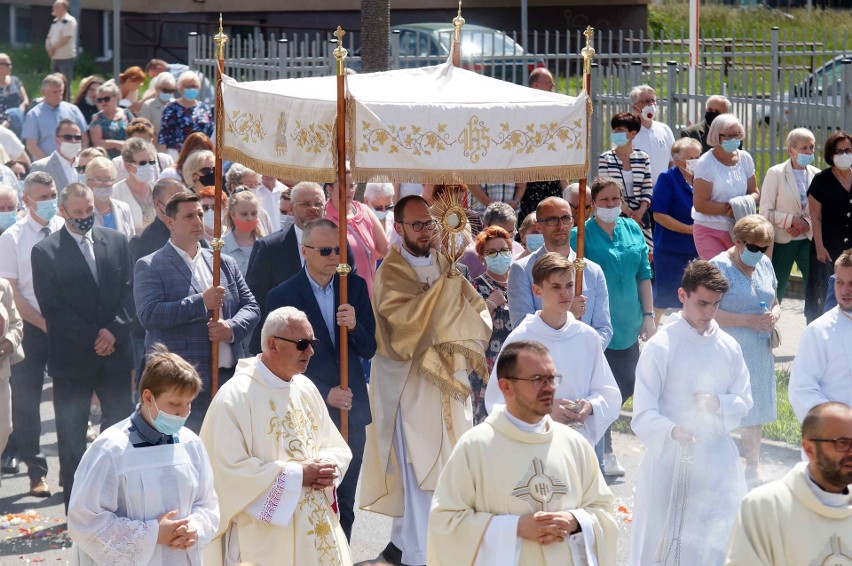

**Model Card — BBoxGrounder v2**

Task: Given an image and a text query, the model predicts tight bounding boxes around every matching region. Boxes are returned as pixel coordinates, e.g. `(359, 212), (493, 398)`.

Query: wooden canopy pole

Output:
(333, 27), (350, 444)
(210, 16), (228, 396)
(575, 26), (595, 294)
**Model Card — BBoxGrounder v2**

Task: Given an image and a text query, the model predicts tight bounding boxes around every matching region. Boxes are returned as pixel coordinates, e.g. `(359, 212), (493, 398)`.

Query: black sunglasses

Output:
(273, 336), (318, 351)
(304, 245), (340, 257)
(74, 165), (86, 173)
(133, 160), (156, 166)
(201, 204), (214, 212)
(95, 96), (112, 103)
(198, 167), (215, 176)
(59, 134), (83, 142)
(745, 243), (769, 254)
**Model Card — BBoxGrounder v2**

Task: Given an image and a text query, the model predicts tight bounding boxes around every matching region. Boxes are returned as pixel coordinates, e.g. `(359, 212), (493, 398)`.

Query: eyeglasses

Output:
(719, 133), (741, 140)
(835, 148), (852, 156)
(14, 171), (26, 180)
(0, 62), (12, 68)
(483, 248), (512, 259)
(273, 336), (319, 351)
(58, 134), (83, 142)
(744, 242), (769, 254)
(91, 177), (115, 185)
(399, 219), (437, 232)
(294, 200), (324, 209)
(160, 89), (176, 95)
(539, 215), (573, 227)
(95, 96), (112, 104)
(809, 437), (852, 453)
(198, 167), (215, 176)
(201, 204), (215, 212)
(304, 245), (340, 257)
(373, 204), (394, 212)
(74, 165), (86, 173)
(502, 373), (563, 389)
(132, 160), (156, 167)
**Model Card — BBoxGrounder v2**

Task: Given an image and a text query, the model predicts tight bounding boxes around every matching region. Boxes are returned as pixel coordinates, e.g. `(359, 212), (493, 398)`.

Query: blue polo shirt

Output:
(21, 100), (89, 156)
(571, 217), (652, 350)
(650, 166), (698, 255)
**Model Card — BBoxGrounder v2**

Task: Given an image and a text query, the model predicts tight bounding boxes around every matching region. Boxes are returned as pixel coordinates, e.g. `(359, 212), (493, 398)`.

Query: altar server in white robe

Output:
(725, 402), (852, 566)
(485, 252), (621, 446)
(200, 306), (353, 566)
(789, 251), (852, 421)
(428, 340), (618, 566)
(68, 344), (219, 564)
(630, 260), (753, 566)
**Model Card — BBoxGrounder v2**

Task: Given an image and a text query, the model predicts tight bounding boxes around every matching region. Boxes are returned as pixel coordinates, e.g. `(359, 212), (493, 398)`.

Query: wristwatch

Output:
(643, 312), (654, 317)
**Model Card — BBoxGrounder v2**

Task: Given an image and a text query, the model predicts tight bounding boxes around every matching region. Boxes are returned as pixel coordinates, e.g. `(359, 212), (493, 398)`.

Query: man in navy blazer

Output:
(266, 218), (376, 540)
(31, 183), (134, 508)
(134, 191), (259, 431)
(245, 181), (355, 354)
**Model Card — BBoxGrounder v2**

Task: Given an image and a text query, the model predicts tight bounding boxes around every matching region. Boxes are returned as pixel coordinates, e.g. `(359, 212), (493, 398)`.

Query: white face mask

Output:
(373, 209), (388, 221)
(59, 142), (81, 161)
(685, 159), (698, 175)
(640, 104), (656, 121)
(595, 205), (622, 224)
(834, 153), (852, 171)
(133, 164), (156, 183)
(203, 208), (215, 228)
(93, 187), (112, 202)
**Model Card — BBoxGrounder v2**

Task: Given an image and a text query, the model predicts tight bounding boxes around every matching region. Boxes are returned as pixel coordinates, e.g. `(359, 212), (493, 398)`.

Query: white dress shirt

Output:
(0, 213), (66, 313)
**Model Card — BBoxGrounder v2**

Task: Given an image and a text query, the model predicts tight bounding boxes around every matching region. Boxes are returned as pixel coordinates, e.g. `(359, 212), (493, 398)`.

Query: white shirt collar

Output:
(503, 407), (548, 434)
(806, 466), (851, 507)
(168, 239), (202, 264)
(400, 245), (434, 267)
(65, 225), (93, 244)
(254, 355), (295, 390)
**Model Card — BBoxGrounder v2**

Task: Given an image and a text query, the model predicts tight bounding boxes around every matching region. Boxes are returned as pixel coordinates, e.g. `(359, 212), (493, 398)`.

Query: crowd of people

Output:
(0, 36), (849, 565)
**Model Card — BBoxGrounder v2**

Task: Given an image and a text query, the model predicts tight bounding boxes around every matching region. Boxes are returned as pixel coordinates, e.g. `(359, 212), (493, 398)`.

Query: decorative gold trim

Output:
(210, 238), (224, 251)
(336, 263), (352, 275)
(351, 164), (588, 185)
(220, 147), (336, 183)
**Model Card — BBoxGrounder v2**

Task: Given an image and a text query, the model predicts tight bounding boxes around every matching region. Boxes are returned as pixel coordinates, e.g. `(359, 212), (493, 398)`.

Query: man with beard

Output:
(360, 194), (492, 566)
(789, 249), (852, 419)
(725, 402), (852, 565)
(680, 95), (731, 154)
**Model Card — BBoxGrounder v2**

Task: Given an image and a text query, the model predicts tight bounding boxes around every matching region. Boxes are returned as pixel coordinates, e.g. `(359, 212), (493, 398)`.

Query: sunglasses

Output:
(160, 89), (176, 94)
(14, 171), (26, 180)
(58, 134), (83, 142)
(201, 204), (215, 212)
(95, 96), (112, 103)
(74, 165), (86, 173)
(744, 243), (769, 254)
(372, 204), (394, 212)
(273, 336), (318, 351)
(198, 167), (215, 176)
(133, 160), (156, 167)
(304, 245), (340, 257)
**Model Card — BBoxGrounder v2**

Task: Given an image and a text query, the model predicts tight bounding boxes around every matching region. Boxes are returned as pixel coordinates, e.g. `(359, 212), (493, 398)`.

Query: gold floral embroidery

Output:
(359, 117), (583, 163)
(226, 110), (267, 144)
(293, 120), (334, 155)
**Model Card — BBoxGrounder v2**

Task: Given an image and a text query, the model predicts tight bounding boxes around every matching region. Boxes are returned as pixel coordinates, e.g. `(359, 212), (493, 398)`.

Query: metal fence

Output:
(188, 27), (852, 180)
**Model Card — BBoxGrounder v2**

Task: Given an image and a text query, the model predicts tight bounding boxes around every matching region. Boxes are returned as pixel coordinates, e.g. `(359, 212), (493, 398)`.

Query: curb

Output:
(616, 410), (802, 463)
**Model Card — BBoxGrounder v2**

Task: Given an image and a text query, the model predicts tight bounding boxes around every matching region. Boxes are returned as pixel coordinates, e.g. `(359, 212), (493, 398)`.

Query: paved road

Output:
(0, 298), (809, 565)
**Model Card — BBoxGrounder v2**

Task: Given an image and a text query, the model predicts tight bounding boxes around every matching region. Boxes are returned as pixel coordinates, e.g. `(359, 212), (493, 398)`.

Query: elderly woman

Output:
(0, 184), (19, 233)
(710, 215), (779, 482)
(158, 71), (214, 158)
(650, 137), (702, 323)
(84, 155), (134, 239)
(73, 75), (104, 127)
(460, 202), (523, 279)
(599, 111), (654, 229)
(111, 138), (158, 234)
(364, 181), (397, 242)
(805, 131), (852, 322)
(470, 225), (515, 424)
(223, 189), (266, 276)
(138, 72), (176, 150)
(760, 128), (821, 303)
(571, 175), (654, 477)
(159, 131), (212, 182)
(517, 211), (542, 258)
(324, 167), (389, 297)
(88, 81), (131, 159)
(692, 114), (759, 260)
(0, 53), (30, 138)
(112, 118), (175, 183)
(225, 163), (274, 235)
(181, 149), (216, 195)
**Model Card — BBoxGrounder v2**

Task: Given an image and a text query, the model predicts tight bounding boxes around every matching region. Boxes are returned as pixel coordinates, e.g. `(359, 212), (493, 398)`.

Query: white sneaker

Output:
(604, 453), (626, 477)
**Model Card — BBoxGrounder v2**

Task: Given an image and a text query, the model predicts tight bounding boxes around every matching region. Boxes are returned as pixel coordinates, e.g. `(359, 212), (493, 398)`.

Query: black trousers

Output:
(8, 322), (49, 481)
(184, 367), (235, 434)
(604, 341), (641, 403)
(53, 352), (132, 510)
(337, 423), (366, 541)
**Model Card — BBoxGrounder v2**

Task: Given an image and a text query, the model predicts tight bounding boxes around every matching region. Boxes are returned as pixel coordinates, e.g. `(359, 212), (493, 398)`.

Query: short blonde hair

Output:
(785, 127), (815, 150)
(182, 150), (215, 186)
(177, 71), (201, 91)
(706, 114), (744, 147)
(96, 80), (121, 99)
(671, 137), (702, 160)
(732, 214), (774, 245)
(84, 156), (117, 179)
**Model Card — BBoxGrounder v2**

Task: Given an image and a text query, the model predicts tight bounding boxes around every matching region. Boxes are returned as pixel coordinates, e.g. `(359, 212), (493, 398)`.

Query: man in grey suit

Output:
(29, 119), (81, 191)
(507, 196), (612, 348)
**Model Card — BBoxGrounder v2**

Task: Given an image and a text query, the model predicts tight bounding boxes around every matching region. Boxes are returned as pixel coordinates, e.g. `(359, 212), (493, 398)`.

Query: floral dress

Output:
(157, 101), (214, 150)
(517, 180), (562, 225)
(90, 110), (131, 158)
(471, 272), (513, 424)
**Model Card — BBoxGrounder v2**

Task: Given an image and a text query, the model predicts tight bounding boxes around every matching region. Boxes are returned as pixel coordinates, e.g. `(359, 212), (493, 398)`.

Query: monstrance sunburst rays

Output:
(430, 184), (475, 277)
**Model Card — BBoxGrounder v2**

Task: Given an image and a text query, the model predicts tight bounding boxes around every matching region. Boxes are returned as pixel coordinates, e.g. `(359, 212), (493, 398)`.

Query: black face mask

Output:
(705, 111), (721, 127)
(199, 171), (216, 187)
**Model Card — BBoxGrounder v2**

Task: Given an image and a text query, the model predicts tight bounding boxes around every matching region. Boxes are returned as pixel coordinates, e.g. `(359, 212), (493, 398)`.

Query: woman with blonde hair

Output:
(158, 71), (214, 158)
(158, 132), (213, 182)
(222, 188), (266, 276)
(89, 80), (131, 159)
(710, 214), (779, 483)
(84, 155), (134, 239)
(181, 149), (215, 194)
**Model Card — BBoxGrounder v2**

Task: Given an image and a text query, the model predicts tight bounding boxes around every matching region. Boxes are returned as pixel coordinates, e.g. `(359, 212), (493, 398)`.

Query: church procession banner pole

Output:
(210, 16), (228, 396)
(334, 27), (351, 444)
(574, 26), (595, 294)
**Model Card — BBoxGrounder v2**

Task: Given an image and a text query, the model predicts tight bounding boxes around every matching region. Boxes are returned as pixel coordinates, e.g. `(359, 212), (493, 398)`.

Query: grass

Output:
(613, 367), (801, 445)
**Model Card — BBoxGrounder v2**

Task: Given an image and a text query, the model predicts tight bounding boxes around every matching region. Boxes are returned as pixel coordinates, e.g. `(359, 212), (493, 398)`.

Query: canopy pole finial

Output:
(333, 26), (349, 76)
(214, 14), (228, 61)
(452, 1), (465, 67)
(581, 26), (595, 75)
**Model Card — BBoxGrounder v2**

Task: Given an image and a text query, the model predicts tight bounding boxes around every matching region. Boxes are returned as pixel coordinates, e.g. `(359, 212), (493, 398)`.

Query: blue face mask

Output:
(149, 399), (189, 436)
(159, 92), (173, 103)
(182, 88), (199, 101)
(721, 139), (741, 153)
(740, 247), (763, 267)
(35, 198), (58, 222)
(0, 210), (16, 231)
(484, 251), (512, 275)
(525, 233), (544, 252)
(611, 131), (629, 147)
(795, 152), (814, 167)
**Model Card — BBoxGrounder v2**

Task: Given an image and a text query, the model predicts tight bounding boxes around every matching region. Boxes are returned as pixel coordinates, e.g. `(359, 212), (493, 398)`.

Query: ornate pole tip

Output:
(333, 26), (349, 61)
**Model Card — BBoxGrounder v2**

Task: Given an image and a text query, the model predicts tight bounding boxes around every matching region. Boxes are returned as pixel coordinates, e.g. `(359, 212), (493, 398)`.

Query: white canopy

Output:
(220, 61), (589, 184)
